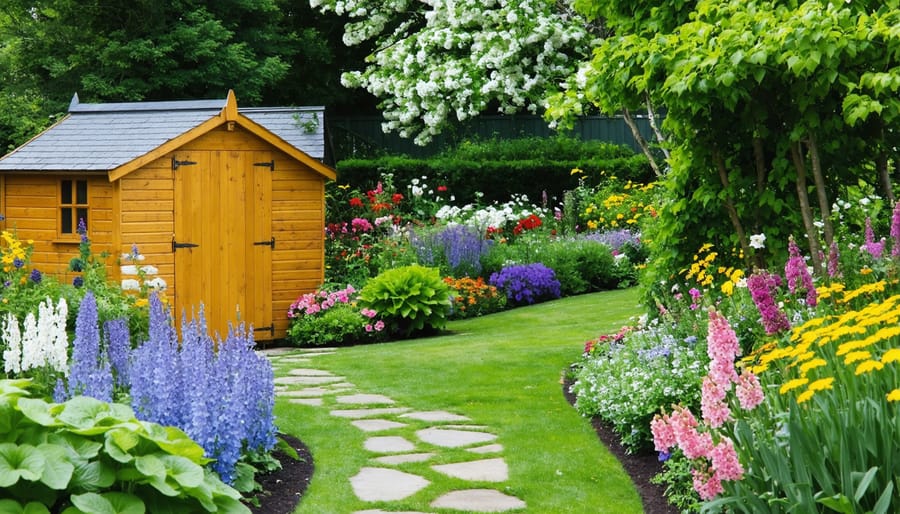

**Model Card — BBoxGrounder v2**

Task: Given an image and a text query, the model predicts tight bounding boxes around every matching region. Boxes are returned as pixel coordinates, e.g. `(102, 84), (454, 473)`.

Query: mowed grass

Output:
(273, 288), (645, 513)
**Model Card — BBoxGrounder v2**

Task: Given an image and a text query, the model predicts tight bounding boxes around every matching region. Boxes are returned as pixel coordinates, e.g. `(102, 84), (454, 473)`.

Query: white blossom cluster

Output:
(434, 195), (548, 232)
(121, 250), (167, 291)
(3, 297), (69, 375)
(310, 0), (592, 144)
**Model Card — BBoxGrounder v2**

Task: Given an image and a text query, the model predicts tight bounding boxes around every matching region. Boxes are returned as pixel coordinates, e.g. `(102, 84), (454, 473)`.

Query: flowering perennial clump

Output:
(489, 263), (561, 305)
(443, 276), (506, 318)
(2, 296), (68, 376)
(287, 285), (387, 345)
(411, 224), (493, 277)
(746, 271), (790, 334)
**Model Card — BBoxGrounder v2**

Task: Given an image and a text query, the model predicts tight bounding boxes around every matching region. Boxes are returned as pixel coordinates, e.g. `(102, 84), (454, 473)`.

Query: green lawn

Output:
(272, 288), (645, 513)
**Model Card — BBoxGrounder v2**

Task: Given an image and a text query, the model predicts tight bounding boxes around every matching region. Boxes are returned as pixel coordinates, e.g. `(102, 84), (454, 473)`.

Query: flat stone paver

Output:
(330, 407), (412, 419)
(374, 452), (436, 465)
(287, 368), (336, 376)
(400, 410), (471, 422)
(364, 436), (416, 453)
(351, 419), (408, 432)
(416, 428), (497, 448)
(431, 458), (508, 482)
(277, 388), (331, 398)
(444, 424), (488, 431)
(430, 489), (526, 512)
(354, 510), (432, 514)
(468, 444), (504, 454)
(274, 375), (344, 385)
(350, 467), (430, 502)
(288, 398), (323, 406)
(336, 393), (395, 405)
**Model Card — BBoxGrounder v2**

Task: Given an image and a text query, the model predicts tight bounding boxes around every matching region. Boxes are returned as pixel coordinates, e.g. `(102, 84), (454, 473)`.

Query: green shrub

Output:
(287, 303), (386, 347)
(336, 137), (651, 206)
(358, 265), (452, 337)
(0, 379), (249, 513)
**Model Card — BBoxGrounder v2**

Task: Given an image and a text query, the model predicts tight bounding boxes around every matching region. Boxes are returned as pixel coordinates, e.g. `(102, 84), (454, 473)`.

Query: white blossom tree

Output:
(310, 0), (593, 144)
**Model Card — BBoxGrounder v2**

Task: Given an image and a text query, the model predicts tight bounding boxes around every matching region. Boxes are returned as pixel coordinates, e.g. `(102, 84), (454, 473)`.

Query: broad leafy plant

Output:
(358, 265), (452, 337)
(0, 379), (250, 513)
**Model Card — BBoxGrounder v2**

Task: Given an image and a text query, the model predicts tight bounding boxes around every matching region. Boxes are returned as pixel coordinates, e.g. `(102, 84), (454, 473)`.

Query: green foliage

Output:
(336, 137), (652, 205)
(0, 379), (249, 513)
(650, 451), (702, 513)
(358, 265), (452, 337)
(287, 303), (386, 347)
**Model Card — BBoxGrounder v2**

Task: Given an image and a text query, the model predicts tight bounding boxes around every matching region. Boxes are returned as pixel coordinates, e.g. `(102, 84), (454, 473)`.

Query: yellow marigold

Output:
(855, 360), (885, 375)
(800, 358), (827, 375)
(808, 377), (834, 392)
(699, 243), (713, 253)
(780, 378), (809, 395)
(860, 267), (873, 275)
(882, 348), (900, 364)
(844, 351), (872, 364)
(730, 269), (744, 283)
(797, 390), (815, 404)
(837, 339), (874, 356)
(721, 281), (734, 296)
(887, 389), (900, 402)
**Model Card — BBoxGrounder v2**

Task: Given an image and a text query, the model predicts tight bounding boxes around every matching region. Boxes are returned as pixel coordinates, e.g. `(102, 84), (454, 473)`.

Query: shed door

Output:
(173, 150), (273, 340)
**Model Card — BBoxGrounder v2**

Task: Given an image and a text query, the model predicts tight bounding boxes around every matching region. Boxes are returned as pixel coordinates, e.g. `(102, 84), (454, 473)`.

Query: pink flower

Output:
(680, 430), (714, 461)
(784, 236), (817, 307)
(365, 324), (373, 332)
(709, 437), (744, 482)
(360, 308), (377, 319)
(708, 357), (739, 386)
(892, 201), (900, 258)
(651, 414), (676, 452)
(707, 310), (741, 365)
(374, 320), (385, 331)
(735, 371), (764, 410)
(747, 272), (790, 334)
(692, 468), (724, 500)
(864, 217), (885, 259)
(700, 377), (732, 428)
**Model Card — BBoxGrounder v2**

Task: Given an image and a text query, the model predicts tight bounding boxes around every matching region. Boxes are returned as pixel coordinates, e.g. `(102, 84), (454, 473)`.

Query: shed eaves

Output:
(0, 98), (326, 172)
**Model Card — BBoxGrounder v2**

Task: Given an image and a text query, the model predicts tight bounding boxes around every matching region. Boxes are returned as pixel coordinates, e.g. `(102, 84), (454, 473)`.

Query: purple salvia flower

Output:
(583, 229), (641, 252)
(130, 293), (180, 425)
(891, 201), (900, 258)
(747, 272), (790, 335)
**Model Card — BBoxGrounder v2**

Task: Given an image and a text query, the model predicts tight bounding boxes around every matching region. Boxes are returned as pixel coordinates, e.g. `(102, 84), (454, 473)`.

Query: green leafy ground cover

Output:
(273, 289), (644, 513)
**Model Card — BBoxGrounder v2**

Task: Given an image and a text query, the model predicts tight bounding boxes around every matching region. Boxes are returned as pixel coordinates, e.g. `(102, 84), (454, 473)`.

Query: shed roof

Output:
(0, 92), (329, 178)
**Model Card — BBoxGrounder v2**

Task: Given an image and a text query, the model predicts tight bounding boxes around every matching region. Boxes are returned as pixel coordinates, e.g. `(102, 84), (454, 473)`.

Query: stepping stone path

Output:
(265, 347), (527, 513)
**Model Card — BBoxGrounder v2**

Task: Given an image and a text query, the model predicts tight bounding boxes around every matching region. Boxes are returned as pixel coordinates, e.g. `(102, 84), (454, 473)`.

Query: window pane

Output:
(75, 180), (87, 204)
(61, 180), (72, 205)
(76, 208), (88, 231)
(61, 208), (72, 233)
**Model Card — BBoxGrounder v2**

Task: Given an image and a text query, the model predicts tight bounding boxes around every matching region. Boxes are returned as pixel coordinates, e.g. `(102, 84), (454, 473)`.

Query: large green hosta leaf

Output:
(0, 443), (44, 487)
(64, 492), (145, 514)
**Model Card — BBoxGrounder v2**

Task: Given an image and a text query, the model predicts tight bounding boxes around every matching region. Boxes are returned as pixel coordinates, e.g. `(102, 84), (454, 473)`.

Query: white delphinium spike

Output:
(3, 312), (22, 374)
(46, 297), (69, 375)
(20, 312), (42, 371)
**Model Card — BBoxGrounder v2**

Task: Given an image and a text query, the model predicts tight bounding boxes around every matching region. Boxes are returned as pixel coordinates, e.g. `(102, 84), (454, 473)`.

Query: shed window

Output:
(60, 179), (88, 236)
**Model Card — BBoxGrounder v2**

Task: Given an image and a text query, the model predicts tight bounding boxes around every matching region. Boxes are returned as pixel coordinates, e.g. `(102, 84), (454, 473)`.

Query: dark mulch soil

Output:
(247, 386), (675, 514)
(245, 434), (313, 514)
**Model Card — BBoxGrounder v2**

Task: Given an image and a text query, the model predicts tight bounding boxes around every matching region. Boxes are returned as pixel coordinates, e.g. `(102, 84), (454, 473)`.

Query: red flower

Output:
(349, 197), (364, 208)
(392, 193), (404, 204)
(437, 185), (448, 192)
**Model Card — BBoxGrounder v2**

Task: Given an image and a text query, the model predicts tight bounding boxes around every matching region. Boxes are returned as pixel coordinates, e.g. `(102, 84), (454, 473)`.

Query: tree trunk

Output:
(751, 136), (768, 268)
(790, 142), (824, 274)
(622, 108), (662, 178)
(645, 94), (670, 163)
(877, 124), (895, 204)
(806, 134), (835, 252)
(713, 151), (752, 268)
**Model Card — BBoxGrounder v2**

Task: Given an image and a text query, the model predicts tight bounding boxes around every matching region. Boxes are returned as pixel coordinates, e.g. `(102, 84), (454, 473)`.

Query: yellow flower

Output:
(570, 167), (584, 175)
(338, 184), (351, 189)
(860, 267), (873, 275)
(887, 389), (900, 402)
(780, 378), (809, 394)
(698, 243), (713, 253)
(800, 358), (827, 375)
(808, 377), (834, 392)
(844, 350), (872, 364)
(797, 390), (815, 403)
(587, 220), (598, 230)
(730, 269), (744, 283)
(855, 360), (885, 375)
(882, 348), (900, 364)
(721, 281), (734, 296)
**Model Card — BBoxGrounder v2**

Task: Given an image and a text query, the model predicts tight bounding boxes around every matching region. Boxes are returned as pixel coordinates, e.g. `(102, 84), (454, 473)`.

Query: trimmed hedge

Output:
(335, 137), (652, 205)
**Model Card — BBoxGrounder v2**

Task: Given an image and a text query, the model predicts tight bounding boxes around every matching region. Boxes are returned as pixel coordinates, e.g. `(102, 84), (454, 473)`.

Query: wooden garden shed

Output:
(0, 91), (335, 341)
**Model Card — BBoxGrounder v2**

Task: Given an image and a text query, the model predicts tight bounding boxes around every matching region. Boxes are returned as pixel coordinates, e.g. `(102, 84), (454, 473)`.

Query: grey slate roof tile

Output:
(0, 97), (326, 172)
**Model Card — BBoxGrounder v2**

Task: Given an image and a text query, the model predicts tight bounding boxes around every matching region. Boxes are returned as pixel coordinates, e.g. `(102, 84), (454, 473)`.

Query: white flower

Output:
(3, 313), (21, 374)
(120, 265), (139, 275)
(121, 279), (141, 291)
(749, 233), (767, 249)
(19, 312), (42, 371)
(145, 277), (167, 290)
(140, 265), (158, 275)
(860, 197), (871, 206)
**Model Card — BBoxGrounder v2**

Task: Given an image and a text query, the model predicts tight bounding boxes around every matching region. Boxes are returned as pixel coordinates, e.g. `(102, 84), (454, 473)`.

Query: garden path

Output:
(266, 347), (527, 513)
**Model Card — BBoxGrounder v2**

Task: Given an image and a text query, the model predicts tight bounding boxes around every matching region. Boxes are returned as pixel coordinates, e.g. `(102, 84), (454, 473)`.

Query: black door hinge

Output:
(253, 160), (275, 171)
(253, 237), (275, 249)
(254, 324), (275, 337)
(172, 239), (199, 252)
(172, 157), (198, 170)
